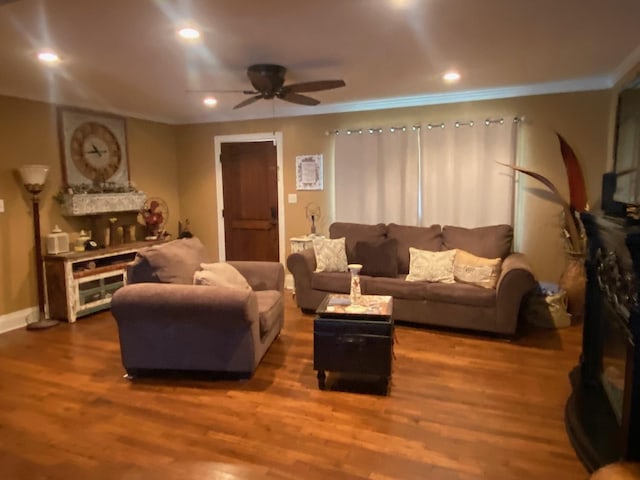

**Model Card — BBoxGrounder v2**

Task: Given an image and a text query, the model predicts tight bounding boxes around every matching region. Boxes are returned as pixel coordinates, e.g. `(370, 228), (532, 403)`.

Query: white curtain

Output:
(335, 129), (419, 225)
(420, 119), (517, 228)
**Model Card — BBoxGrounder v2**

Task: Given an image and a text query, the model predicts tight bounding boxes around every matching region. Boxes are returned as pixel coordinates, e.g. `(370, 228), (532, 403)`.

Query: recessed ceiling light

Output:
(37, 51), (60, 64)
(178, 27), (200, 40)
(443, 71), (461, 82)
(389, 0), (416, 9)
(203, 97), (217, 107)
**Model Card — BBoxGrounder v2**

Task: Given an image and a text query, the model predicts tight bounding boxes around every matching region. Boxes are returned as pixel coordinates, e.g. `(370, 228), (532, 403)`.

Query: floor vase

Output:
(559, 252), (586, 323)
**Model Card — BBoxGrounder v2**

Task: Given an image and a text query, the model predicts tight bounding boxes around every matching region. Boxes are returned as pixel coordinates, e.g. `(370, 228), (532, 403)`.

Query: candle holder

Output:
(348, 263), (363, 305)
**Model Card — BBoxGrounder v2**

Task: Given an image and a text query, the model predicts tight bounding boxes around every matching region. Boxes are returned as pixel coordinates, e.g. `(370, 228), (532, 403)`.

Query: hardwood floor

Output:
(0, 293), (587, 479)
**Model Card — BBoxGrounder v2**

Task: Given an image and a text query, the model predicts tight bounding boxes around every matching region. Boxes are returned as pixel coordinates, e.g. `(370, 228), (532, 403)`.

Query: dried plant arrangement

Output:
(498, 133), (589, 255)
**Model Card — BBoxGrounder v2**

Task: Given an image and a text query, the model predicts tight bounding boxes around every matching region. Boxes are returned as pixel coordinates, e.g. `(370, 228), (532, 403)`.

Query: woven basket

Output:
(544, 289), (571, 328)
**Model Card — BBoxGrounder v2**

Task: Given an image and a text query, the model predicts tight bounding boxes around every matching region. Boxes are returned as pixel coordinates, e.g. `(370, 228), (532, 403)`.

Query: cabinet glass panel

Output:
(77, 273), (125, 307)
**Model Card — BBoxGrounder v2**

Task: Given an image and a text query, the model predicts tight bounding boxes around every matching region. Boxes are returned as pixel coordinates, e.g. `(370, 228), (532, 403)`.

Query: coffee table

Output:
(313, 294), (394, 392)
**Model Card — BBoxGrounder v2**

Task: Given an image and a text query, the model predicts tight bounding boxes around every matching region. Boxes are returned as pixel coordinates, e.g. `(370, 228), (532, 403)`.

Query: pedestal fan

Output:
(139, 197), (169, 240)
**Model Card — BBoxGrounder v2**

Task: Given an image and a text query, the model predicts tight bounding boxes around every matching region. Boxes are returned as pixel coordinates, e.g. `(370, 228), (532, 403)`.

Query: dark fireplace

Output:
(565, 212), (640, 471)
(601, 299), (629, 425)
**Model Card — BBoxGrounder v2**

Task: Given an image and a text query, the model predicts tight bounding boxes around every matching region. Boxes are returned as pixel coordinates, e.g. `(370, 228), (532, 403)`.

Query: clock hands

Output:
(86, 143), (108, 157)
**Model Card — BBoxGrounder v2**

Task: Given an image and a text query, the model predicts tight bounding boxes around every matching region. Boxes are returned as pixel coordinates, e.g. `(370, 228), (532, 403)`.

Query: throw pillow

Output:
(406, 248), (456, 283)
(354, 238), (399, 277)
(453, 250), (502, 289)
(387, 223), (442, 274)
(195, 262), (252, 291)
(133, 237), (210, 284)
(329, 222), (387, 263)
(313, 237), (348, 272)
(443, 225), (513, 259)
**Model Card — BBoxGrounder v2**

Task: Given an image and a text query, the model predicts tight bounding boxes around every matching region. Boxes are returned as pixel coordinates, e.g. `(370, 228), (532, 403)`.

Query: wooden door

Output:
(220, 141), (279, 261)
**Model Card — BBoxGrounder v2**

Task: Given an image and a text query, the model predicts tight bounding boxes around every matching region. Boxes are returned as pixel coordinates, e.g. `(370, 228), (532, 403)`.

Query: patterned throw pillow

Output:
(453, 250), (502, 289)
(313, 237), (348, 272)
(406, 248), (456, 283)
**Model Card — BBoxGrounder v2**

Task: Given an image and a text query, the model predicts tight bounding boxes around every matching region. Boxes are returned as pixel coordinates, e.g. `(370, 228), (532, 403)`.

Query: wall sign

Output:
(296, 154), (323, 190)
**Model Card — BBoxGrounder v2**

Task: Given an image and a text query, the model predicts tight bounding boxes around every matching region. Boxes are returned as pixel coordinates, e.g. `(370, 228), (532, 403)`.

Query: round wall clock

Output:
(58, 108), (129, 187)
(70, 122), (122, 182)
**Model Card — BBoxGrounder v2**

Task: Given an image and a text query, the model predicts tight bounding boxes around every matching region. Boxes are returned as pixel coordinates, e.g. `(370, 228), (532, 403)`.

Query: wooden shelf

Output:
(44, 239), (164, 263)
(59, 192), (146, 216)
(73, 262), (131, 279)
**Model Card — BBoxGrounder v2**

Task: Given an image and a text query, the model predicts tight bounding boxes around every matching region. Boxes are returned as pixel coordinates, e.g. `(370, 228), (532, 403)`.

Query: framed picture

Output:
(296, 154), (323, 190)
(57, 107), (130, 187)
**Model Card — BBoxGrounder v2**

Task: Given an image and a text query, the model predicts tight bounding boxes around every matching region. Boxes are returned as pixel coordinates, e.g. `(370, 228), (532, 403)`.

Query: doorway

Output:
(214, 132), (284, 262)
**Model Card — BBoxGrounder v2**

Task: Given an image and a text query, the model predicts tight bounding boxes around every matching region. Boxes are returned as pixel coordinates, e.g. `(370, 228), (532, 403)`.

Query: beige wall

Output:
(176, 90), (613, 283)
(0, 96), (179, 316)
(1, 96), (59, 316)
(0, 85), (623, 317)
(126, 117), (181, 237)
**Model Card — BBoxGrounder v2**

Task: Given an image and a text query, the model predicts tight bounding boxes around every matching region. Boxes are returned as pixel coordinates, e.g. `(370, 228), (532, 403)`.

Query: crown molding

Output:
(201, 75), (612, 124)
(0, 74), (618, 125)
(609, 44), (640, 88)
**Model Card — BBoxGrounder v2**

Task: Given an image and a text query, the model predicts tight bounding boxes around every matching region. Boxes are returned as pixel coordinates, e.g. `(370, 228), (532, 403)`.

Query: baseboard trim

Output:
(0, 307), (36, 334)
(285, 273), (294, 290)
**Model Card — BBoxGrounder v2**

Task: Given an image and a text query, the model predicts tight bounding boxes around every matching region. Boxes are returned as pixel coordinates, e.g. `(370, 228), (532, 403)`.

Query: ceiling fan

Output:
(194, 64), (346, 110)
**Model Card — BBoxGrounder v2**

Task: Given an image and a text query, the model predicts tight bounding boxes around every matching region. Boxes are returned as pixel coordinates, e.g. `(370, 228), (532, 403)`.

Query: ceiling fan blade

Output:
(284, 79), (346, 93)
(279, 92), (320, 106)
(187, 89), (257, 94)
(233, 94), (264, 109)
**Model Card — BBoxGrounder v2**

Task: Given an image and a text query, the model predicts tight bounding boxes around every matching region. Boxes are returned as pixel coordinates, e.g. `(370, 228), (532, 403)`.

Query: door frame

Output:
(214, 132), (285, 263)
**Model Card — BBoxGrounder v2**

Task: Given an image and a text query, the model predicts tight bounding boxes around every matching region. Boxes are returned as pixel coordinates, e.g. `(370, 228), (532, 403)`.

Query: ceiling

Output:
(1, 0), (640, 125)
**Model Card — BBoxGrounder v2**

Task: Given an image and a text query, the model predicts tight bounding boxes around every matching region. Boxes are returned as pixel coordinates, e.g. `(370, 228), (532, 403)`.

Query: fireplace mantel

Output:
(565, 212), (640, 471)
(59, 192), (147, 216)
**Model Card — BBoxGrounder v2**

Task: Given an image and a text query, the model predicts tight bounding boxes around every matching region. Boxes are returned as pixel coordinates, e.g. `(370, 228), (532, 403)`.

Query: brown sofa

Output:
(111, 237), (284, 377)
(287, 222), (536, 336)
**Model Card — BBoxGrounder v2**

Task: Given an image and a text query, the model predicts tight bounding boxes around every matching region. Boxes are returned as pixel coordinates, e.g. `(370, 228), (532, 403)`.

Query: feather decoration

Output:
(496, 132), (588, 254)
(556, 133), (589, 212)
(497, 162), (584, 253)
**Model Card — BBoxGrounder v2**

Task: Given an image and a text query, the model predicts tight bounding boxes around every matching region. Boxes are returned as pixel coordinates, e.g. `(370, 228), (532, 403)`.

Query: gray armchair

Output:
(111, 238), (284, 377)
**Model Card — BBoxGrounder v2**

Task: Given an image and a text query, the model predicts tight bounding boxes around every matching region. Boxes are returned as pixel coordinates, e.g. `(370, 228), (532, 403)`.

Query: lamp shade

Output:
(18, 164), (49, 186)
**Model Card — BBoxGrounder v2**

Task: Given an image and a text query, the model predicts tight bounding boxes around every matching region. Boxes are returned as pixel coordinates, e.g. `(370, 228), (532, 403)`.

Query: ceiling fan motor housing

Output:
(248, 64), (287, 96)
(232, 63), (345, 109)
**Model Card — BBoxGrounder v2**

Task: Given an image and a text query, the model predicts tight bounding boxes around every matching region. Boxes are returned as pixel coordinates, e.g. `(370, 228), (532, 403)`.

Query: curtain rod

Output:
(325, 116), (524, 136)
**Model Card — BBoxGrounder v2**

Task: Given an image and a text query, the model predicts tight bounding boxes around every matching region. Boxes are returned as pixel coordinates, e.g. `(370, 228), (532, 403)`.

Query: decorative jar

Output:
(46, 225), (70, 254)
(74, 230), (91, 252)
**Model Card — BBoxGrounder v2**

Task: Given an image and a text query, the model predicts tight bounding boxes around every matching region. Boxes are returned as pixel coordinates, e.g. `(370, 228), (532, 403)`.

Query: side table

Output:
(289, 236), (315, 295)
(290, 235), (314, 254)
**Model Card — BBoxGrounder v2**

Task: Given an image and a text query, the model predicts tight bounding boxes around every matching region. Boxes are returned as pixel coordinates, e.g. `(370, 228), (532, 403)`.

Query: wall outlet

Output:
(0, 199), (4, 213)
(288, 193), (297, 204)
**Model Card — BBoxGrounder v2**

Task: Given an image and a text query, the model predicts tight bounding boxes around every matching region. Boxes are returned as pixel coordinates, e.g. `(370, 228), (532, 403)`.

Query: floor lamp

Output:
(18, 164), (59, 330)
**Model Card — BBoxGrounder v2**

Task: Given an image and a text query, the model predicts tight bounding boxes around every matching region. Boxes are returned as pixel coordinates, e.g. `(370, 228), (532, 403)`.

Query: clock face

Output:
(70, 122), (122, 182)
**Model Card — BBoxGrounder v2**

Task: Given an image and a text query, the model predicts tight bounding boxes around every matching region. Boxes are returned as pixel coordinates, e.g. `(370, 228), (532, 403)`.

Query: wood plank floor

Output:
(0, 293), (587, 479)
